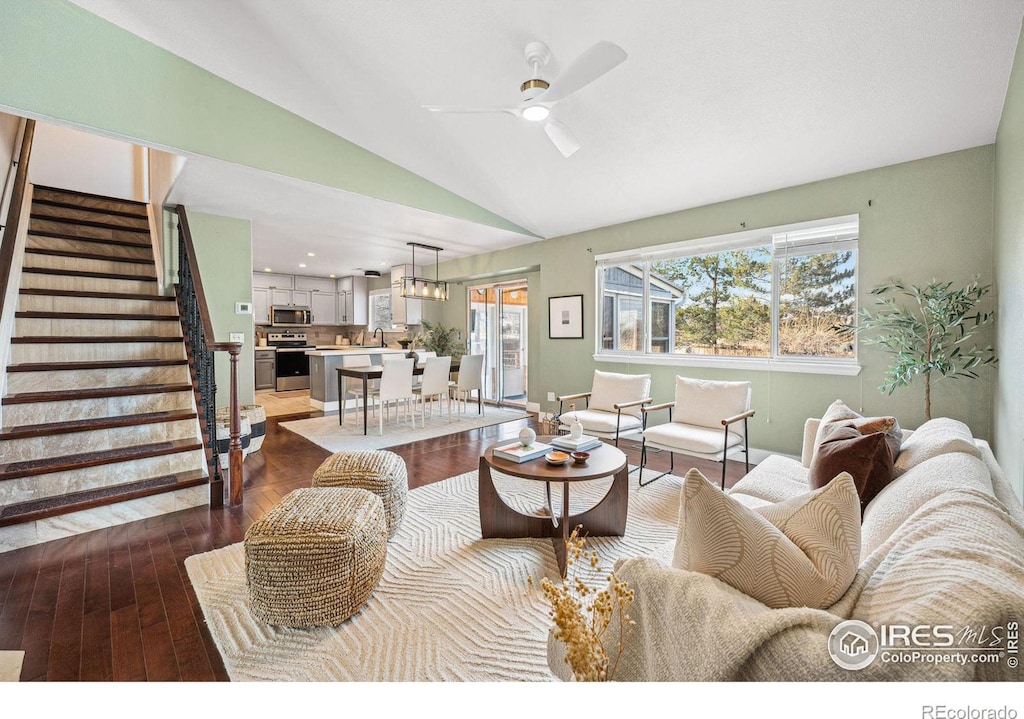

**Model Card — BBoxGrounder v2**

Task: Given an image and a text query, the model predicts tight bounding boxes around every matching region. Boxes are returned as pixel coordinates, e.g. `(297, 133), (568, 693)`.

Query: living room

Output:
(1, 0), (1023, 711)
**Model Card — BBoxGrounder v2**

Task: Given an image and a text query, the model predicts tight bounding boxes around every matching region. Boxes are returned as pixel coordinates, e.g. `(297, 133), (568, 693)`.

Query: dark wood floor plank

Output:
(152, 532), (215, 681)
(110, 605), (146, 681)
(46, 553), (85, 681)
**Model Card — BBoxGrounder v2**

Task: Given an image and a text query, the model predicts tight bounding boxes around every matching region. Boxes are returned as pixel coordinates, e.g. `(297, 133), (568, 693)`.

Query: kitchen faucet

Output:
(373, 327), (385, 347)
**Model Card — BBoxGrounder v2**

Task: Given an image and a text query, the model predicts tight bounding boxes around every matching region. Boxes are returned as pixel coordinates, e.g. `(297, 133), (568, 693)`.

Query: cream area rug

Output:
(184, 468), (683, 681)
(279, 405), (529, 453)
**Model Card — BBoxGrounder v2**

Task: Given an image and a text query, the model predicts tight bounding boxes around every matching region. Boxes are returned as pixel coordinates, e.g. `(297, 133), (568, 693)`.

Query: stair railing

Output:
(0, 118), (35, 328)
(172, 204), (244, 507)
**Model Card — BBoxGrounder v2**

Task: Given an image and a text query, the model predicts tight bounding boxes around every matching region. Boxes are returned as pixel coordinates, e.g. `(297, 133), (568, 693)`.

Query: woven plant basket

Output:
(217, 404), (267, 453)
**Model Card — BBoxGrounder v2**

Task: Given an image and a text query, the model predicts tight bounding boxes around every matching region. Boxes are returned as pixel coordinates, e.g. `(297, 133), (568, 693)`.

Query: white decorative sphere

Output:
(519, 428), (537, 446)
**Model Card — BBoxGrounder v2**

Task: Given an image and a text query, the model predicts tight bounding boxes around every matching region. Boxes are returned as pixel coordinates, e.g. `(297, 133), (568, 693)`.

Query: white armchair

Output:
(639, 376), (754, 489)
(556, 370), (652, 447)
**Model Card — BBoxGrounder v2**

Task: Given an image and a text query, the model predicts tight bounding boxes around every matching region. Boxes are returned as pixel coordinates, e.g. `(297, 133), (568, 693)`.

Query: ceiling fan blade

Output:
(540, 41), (627, 104)
(544, 119), (582, 158)
(422, 105), (518, 115)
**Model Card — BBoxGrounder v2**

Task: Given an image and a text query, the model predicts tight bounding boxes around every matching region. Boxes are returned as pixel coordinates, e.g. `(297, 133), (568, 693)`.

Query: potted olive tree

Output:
(836, 278), (997, 420)
(415, 320), (465, 360)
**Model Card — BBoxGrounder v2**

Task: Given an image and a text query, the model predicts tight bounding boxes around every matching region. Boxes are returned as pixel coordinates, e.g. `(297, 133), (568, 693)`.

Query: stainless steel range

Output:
(267, 332), (314, 391)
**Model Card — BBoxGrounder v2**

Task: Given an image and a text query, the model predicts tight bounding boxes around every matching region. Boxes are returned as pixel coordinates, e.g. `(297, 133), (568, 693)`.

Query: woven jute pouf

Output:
(312, 450), (408, 538)
(244, 487), (387, 627)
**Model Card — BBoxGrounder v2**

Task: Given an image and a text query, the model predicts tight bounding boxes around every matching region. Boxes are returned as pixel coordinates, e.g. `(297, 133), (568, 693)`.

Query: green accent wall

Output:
(0, 0), (532, 237)
(186, 212), (255, 407)
(995, 24), (1024, 501)
(437, 146), (996, 457)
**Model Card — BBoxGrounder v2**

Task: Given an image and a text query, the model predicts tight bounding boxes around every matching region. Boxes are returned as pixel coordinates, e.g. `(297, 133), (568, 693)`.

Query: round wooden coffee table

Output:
(478, 436), (629, 576)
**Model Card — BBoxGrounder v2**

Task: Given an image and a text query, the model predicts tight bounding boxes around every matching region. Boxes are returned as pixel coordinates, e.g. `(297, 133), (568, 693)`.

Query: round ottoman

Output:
(244, 487), (387, 627)
(312, 450), (408, 538)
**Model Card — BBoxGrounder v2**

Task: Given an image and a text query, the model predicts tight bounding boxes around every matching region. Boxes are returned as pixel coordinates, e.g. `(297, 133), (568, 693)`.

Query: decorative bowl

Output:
(545, 451), (570, 465)
(570, 451), (590, 464)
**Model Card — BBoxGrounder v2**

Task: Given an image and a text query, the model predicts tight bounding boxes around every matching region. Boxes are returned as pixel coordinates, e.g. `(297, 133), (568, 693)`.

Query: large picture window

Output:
(595, 216), (858, 369)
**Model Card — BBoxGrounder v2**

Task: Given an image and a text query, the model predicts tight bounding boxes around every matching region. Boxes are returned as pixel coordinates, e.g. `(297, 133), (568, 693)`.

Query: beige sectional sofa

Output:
(548, 417), (1024, 681)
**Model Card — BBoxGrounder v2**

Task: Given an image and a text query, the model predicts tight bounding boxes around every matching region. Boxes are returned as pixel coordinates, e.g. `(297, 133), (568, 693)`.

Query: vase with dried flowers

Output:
(531, 525), (635, 681)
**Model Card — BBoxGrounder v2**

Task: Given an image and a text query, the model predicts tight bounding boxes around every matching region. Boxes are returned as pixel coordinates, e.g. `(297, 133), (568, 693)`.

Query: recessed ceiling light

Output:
(380, 261), (387, 266)
(329, 274), (336, 278)
(263, 268), (272, 272)
(307, 252), (315, 257)
(298, 263), (307, 268)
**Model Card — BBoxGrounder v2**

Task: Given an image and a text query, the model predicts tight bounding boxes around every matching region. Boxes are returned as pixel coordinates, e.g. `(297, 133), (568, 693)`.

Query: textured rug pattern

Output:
(185, 469), (684, 681)
(279, 406), (529, 453)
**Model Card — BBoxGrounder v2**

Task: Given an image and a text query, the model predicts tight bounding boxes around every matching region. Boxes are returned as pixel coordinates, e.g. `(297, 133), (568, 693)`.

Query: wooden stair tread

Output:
(3, 383), (193, 404)
(8, 358), (187, 372)
(0, 439), (203, 481)
(0, 469), (209, 527)
(32, 184), (148, 208)
(23, 266), (157, 282)
(25, 247), (155, 265)
(16, 311), (179, 321)
(11, 335), (181, 344)
(0, 410), (198, 439)
(20, 288), (172, 301)
(28, 229), (151, 248)
(31, 197), (149, 220)
(30, 213), (150, 233)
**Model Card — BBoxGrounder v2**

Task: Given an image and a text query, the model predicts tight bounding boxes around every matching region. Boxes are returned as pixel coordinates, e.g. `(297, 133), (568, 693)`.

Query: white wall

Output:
(29, 122), (142, 201)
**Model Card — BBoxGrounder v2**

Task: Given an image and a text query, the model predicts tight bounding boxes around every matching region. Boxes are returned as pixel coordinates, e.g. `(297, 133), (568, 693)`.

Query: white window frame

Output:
(593, 215), (861, 376)
(368, 288), (393, 330)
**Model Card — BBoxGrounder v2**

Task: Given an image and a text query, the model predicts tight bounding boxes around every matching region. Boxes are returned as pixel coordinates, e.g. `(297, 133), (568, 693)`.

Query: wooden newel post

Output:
(228, 347), (244, 506)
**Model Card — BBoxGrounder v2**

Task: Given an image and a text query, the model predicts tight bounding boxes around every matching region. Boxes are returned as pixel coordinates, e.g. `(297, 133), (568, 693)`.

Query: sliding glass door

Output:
(467, 281), (528, 407)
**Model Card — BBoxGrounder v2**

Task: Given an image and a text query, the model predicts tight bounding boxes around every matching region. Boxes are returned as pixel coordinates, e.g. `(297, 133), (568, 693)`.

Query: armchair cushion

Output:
(588, 370), (651, 418)
(643, 422), (742, 456)
(561, 408), (642, 435)
(672, 469), (861, 609)
(673, 377), (750, 433)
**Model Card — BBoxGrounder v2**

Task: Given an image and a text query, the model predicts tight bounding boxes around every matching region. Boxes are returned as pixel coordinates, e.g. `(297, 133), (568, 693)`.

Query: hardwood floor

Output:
(0, 409), (750, 682)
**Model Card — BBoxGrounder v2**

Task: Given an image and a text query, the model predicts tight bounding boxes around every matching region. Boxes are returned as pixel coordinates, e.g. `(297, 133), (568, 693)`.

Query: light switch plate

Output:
(229, 332), (244, 344)
(235, 302), (252, 314)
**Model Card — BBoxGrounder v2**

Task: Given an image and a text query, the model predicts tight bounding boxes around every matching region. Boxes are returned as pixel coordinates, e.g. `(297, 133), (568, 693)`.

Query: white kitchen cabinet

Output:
(336, 275), (369, 325)
(311, 290), (337, 325)
(271, 288), (292, 306)
(291, 289), (312, 306)
(390, 264), (422, 326)
(295, 276), (336, 293)
(252, 287), (271, 324)
(253, 273), (294, 290)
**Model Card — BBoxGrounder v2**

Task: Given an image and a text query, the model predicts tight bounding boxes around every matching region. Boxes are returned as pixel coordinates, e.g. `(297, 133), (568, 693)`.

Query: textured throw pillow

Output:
(813, 399), (902, 463)
(893, 417), (980, 475)
(587, 370), (651, 418)
(809, 425), (896, 512)
(673, 376), (750, 432)
(672, 469), (861, 609)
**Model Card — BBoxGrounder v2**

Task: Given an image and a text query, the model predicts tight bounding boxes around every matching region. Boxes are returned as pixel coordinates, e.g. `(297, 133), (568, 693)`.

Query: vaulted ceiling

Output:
(70, 0), (1024, 275)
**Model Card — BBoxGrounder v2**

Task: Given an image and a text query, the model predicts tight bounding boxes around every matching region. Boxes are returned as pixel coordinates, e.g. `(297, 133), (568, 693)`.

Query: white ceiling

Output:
(71, 0), (1024, 268)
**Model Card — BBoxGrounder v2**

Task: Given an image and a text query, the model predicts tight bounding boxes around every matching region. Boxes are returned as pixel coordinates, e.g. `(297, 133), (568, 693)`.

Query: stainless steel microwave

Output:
(270, 305), (312, 327)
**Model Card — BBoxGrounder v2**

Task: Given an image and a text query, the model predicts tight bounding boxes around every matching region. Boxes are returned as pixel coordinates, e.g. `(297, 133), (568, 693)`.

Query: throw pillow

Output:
(587, 370), (651, 419)
(813, 399), (902, 463)
(893, 417), (980, 475)
(673, 376), (750, 432)
(808, 425), (896, 512)
(672, 469), (861, 609)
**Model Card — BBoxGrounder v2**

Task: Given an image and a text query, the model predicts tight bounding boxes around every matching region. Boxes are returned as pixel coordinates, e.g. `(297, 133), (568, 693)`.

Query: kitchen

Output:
(252, 264), (426, 416)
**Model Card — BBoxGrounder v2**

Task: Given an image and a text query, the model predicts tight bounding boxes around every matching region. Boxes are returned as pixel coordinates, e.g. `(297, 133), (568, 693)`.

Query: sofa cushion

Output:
(861, 451), (993, 557)
(672, 468), (860, 609)
(893, 417), (980, 476)
(673, 376), (750, 433)
(808, 425), (895, 513)
(587, 370), (651, 418)
(812, 399), (902, 463)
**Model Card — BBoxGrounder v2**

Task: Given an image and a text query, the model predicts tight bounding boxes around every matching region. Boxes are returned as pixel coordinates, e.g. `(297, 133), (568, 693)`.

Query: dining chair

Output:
(412, 350), (436, 388)
(377, 357), (417, 435)
(413, 355), (452, 421)
(449, 353), (485, 417)
(340, 353), (374, 425)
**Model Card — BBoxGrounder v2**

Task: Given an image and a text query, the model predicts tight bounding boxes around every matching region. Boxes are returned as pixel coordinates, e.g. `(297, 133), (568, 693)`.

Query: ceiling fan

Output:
(422, 40), (627, 158)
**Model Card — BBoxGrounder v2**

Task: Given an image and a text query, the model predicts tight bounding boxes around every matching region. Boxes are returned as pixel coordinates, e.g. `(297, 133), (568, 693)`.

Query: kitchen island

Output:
(307, 347), (408, 412)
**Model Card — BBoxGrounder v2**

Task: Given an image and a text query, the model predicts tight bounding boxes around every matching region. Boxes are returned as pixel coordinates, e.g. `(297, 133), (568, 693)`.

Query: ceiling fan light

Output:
(522, 104), (550, 122)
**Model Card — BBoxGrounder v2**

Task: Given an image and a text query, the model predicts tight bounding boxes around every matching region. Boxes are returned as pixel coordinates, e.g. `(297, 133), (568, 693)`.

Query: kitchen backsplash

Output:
(255, 324), (421, 348)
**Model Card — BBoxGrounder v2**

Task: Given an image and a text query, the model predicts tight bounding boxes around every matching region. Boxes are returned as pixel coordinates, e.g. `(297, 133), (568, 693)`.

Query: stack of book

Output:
(492, 440), (553, 463)
(550, 434), (602, 452)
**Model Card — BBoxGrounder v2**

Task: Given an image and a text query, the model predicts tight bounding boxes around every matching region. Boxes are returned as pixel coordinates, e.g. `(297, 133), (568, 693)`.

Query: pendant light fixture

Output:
(398, 242), (449, 302)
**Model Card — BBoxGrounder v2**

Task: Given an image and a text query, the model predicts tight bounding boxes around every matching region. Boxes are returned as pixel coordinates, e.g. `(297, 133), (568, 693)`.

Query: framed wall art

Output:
(548, 294), (584, 339)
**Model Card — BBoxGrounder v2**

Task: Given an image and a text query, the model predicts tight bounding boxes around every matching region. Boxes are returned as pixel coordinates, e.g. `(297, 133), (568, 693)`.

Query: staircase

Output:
(0, 186), (210, 538)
